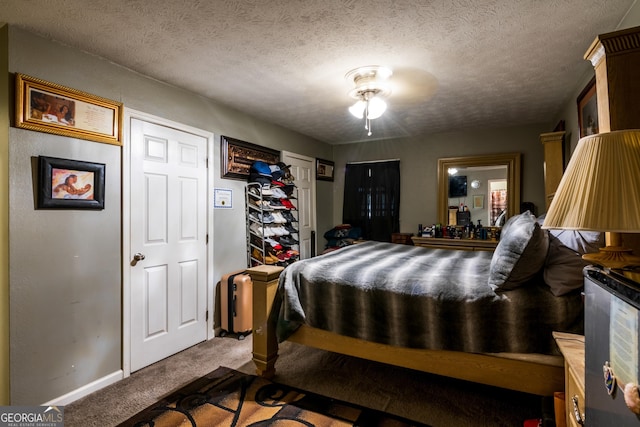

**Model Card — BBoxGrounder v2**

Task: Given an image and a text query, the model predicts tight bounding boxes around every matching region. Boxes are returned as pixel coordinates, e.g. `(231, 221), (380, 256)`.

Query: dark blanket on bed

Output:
(272, 241), (583, 355)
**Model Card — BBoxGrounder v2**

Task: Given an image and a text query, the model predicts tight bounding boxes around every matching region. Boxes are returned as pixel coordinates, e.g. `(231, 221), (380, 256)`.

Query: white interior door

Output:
(129, 118), (208, 371)
(282, 152), (315, 259)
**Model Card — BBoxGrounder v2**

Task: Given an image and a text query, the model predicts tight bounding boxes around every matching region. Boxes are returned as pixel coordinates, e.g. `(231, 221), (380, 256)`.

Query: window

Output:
(342, 160), (400, 241)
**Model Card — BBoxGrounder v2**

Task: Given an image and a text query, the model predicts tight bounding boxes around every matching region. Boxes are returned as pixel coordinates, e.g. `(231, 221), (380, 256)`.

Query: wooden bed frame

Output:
(246, 264), (565, 397)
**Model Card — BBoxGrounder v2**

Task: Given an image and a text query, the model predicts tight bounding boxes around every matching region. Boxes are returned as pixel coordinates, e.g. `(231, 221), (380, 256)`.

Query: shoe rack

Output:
(246, 182), (300, 267)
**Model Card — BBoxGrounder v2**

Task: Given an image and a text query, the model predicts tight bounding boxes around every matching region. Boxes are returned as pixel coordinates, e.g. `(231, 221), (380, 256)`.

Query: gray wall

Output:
(5, 5), (640, 404)
(7, 26), (332, 404)
(0, 24), (10, 405)
(330, 124), (548, 237)
(9, 130), (122, 403)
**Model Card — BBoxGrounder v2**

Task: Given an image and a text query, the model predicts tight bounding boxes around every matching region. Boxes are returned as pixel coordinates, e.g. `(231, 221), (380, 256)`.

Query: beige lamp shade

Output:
(543, 130), (640, 233)
(543, 130), (640, 269)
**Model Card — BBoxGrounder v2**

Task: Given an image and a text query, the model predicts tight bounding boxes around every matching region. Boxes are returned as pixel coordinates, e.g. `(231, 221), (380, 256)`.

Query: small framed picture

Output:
(577, 77), (598, 138)
(316, 158), (334, 181)
(473, 195), (484, 209)
(38, 156), (106, 209)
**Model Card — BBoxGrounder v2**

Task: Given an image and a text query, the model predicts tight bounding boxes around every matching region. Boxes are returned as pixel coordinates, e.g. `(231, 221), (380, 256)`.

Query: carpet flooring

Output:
(64, 335), (548, 426)
(117, 366), (430, 426)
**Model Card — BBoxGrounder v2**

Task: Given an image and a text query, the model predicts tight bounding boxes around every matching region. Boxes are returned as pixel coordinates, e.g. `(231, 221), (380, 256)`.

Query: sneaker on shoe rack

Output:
(269, 226), (285, 236)
(265, 249), (280, 264)
(260, 200), (274, 211)
(284, 223), (298, 233)
(276, 251), (290, 262)
(249, 222), (263, 237)
(270, 188), (288, 199)
(251, 248), (264, 262)
(265, 254), (278, 265)
(281, 199), (296, 210)
(248, 186), (260, 197)
(282, 211), (296, 222)
(278, 226), (291, 236)
(264, 226), (277, 237)
(264, 237), (278, 246)
(272, 212), (287, 224)
(250, 234), (263, 247)
(279, 236), (298, 246)
(260, 185), (273, 196)
(248, 212), (261, 223)
(269, 199), (283, 209)
(265, 238), (282, 251)
(291, 233), (299, 241)
(286, 249), (299, 258)
(258, 212), (275, 223)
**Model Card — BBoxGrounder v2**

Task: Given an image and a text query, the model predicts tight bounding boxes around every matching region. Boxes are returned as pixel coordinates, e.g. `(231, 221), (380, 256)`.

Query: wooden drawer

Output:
(566, 361), (586, 427)
(553, 332), (585, 427)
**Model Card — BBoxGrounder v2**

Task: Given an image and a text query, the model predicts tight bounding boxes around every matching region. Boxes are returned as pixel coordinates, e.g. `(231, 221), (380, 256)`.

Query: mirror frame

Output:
(437, 153), (522, 226)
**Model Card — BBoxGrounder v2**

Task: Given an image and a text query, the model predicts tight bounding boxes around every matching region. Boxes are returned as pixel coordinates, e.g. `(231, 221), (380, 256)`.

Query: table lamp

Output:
(543, 129), (640, 270)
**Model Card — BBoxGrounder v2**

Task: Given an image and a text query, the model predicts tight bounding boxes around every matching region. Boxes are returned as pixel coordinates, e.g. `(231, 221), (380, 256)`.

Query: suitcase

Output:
(219, 271), (253, 339)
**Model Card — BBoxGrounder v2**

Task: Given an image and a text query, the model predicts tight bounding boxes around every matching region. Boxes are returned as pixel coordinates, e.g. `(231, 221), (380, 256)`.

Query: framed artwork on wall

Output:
(316, 158), (334, 181)
(221, 136), (280, 180)
(37, 156), (106, 209)
(16, 74), (123, 145)
(473, 195), (484, 209)
(577, 77), (598, 138)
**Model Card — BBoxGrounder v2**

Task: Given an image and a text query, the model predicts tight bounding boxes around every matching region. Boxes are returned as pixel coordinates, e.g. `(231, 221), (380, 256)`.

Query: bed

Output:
(246, 211), (594, 396)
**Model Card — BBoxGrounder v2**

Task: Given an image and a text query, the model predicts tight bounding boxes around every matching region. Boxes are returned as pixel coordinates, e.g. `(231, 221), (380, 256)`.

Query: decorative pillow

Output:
(539, 214), (604, 296)
(488, 211), (549, 291)
(324, 225), (361, 240)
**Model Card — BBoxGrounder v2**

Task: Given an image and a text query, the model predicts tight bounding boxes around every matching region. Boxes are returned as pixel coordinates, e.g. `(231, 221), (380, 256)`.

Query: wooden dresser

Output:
(411, 236), (497, 251)
(553, 332), (585, 427)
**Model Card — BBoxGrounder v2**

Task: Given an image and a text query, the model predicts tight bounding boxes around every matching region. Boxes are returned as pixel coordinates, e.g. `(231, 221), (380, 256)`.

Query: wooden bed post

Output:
(246, 265), (284, 378)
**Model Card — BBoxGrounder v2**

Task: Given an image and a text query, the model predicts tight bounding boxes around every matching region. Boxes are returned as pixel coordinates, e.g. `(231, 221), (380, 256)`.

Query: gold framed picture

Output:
(220, 135), (281, 180)
(16, 73), (123, 145)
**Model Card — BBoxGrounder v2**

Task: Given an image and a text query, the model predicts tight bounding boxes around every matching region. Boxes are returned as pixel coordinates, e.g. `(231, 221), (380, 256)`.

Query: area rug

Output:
(117, 366), (430, 426)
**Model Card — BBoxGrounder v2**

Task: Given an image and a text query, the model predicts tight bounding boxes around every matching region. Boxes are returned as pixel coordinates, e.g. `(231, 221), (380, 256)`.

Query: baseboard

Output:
(42, 370), (124, 406)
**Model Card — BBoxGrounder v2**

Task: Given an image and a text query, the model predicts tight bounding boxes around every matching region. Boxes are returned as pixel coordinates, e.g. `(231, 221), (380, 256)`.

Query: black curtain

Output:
(342, 161), (400, 242)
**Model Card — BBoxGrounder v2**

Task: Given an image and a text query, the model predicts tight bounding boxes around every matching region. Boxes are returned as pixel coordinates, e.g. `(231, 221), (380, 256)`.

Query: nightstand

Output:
(391, 233), (414, 245)
(553, 332), (585, 427)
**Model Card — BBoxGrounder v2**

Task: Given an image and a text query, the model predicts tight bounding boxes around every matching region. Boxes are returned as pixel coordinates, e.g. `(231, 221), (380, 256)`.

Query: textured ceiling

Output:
(1, 0), (635, 144)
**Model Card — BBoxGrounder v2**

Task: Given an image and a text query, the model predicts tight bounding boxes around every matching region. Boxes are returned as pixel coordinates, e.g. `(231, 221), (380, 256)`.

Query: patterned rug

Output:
(117, 366), (430, 426)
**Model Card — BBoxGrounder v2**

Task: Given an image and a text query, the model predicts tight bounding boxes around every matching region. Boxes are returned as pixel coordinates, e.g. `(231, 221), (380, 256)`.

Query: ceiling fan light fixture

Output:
(349, 100), (366, 118)
(345, 65), (392, 136)
(366, 96), (387, 119)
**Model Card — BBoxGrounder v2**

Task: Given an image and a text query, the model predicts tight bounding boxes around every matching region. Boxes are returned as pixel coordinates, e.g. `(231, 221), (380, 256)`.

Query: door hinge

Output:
(206, 310), (209, 322)
(206, 233), (209, 244)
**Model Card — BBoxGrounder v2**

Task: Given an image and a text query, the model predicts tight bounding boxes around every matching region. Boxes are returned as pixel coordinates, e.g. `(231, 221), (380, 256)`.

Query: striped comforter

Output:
(272, 241), (583, 355)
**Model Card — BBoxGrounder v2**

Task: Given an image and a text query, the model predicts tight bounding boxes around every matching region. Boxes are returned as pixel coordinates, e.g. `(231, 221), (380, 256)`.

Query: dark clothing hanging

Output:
(342, 160), (400, 242)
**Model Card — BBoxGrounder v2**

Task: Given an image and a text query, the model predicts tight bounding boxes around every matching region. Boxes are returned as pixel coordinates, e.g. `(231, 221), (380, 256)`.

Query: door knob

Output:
(133, 253), (146, 261)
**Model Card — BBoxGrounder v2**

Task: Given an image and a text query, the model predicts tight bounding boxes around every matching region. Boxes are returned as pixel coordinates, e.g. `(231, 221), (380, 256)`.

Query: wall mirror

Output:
(437, 153), (521, 227)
